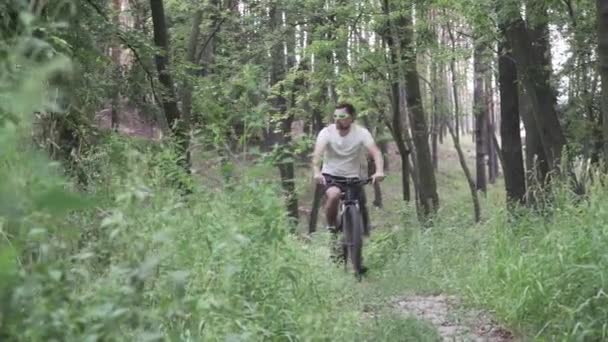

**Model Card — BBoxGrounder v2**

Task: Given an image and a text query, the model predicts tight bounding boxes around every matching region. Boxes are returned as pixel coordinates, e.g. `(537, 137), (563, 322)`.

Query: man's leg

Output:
(324, 186), (341, 230)
(324, 186), (343, 263)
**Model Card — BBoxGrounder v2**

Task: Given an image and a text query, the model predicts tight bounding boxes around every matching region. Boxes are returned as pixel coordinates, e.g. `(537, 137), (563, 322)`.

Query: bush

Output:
(1, 130), (364, 340)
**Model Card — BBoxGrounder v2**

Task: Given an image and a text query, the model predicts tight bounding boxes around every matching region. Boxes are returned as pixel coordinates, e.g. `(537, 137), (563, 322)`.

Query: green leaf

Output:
(0, 246), (18, 294)
(33, 187), (92, 214)
(48, 269), (62, 282)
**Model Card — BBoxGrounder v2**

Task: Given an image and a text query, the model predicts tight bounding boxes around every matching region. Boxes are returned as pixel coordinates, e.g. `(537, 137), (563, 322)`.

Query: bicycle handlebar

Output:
(326, 177), (372, 186)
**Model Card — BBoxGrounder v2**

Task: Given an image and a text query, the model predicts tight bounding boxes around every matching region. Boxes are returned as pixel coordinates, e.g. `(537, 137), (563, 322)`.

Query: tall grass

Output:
(0, 54), (440, 341)
(2, 125), (446, 340)
(378, 171), (608, 340)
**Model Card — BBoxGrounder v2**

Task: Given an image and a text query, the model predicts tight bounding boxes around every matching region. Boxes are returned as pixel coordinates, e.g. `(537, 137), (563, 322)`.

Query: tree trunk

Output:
(378, 120), (390, 172)
(391, 80), (411, 203)
(181, 9), (203, 140)
(381, 0), (411, 202)
(309, 183), (324, 234)
(598, 0), (608, 160)
(362, 117), (383, 208)
(150, 0), (190, 175)
(400, 90), (421, 204)
(431, 108), (439, 170)
(307, 20), (327, 233)
(503, 14), (566, 172)
(110, 0), (122, 131)
(520, 87), (549, 188)
(474, 42), (487, 193)
(447, 121), (481, 222)
(446, 19), (460, 141)
(486, 69), (498, 184)
(499, 41), (526, 205)
(431, 59), (440, 170)
(150, 0), (180, 129)
(269, 5), (298, 223)
(398, 5), (439, 217)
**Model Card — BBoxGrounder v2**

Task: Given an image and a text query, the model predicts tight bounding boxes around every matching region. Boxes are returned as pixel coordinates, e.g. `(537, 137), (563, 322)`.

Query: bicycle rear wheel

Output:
(343, 205), (364, 280)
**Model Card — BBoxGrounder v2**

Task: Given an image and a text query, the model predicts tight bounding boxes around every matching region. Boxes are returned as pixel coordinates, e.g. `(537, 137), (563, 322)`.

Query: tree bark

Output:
(150, 0), (190, 175)
(474, 42), (487, 193)
(431, 59), (440, 170)
(502, 14), (566, 172)
(381, 0), (411, 202)
(150, 0), (180, 129)
(269, 4), (298, 223)
(446, 19), (460, 141)
(391, 80), (412, 203)
(110, 0), (122, 131)
(309, 183), (324, 233)
(431, 106), (439, 170)
(378, 119), (390, 172)
(181, 9), (203, 136)
(397, 5), (439, 217)
(499, 42), (526, 205)
(362, 117), (383, 208)
(307, 19), (327, 233)
(598, 0), (608, 161)
(520, 87), (549, 188)
(486, 69), (498, 184)
(447, 121), (481, 222)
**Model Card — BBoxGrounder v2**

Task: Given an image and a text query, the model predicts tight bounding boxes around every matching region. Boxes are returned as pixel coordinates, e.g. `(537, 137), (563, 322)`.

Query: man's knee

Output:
(325, 187), (341, 203)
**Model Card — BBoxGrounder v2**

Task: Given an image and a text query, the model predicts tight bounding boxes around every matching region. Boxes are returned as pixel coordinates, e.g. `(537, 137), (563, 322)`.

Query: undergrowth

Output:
(375, 170), (608, 340)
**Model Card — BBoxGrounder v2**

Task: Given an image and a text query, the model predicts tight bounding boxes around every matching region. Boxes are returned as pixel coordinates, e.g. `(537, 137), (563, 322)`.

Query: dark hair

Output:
(336, 102), (356, 118)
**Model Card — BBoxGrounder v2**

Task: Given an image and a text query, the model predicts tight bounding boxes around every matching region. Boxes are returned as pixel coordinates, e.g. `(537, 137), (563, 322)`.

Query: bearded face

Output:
(334, 109), (353, 131)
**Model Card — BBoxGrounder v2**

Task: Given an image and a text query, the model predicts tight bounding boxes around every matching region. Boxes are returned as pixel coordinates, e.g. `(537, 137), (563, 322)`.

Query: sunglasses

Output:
(333, 112), (350, 120)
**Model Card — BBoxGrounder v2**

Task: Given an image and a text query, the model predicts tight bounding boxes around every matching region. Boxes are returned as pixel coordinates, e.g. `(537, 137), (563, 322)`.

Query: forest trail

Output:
(97, 109), (516, 340)
(391, 294), (515, 341)
(300, 136), (517, 341)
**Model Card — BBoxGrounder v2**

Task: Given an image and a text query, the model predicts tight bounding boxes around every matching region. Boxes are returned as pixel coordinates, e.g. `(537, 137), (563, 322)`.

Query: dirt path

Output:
(392, 294), (515, 341)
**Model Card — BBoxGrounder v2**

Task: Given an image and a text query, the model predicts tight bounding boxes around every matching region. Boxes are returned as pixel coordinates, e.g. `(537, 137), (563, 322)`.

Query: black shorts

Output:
(322, 173), (364, 199)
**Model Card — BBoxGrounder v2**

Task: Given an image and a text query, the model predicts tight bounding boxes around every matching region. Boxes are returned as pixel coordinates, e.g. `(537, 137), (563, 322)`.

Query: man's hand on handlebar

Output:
(314, 172), (326, 185)
(371, 172), (385, 184)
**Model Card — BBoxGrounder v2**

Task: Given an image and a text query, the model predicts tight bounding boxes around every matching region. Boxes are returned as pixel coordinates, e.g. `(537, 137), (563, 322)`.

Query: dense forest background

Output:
(2, 0), (608, 340)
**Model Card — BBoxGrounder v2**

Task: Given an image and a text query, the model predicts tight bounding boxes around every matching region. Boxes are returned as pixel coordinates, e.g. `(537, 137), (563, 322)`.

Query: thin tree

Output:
(598, 0), (608, 161)
(473, 42), (487, 193)
(268, 2), (298, 222)
(150, 0), (190, 177)
(446, 17), (460, 141)
(180, 7), (203, 165)
(110, 0), (122, 131)
(396, 2), (439, 217)
(381, 0), (411, 202)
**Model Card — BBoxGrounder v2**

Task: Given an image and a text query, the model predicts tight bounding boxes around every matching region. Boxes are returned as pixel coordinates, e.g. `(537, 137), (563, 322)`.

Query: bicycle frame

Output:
(327, 177), (370, 280)
(336, 180), (365, 224)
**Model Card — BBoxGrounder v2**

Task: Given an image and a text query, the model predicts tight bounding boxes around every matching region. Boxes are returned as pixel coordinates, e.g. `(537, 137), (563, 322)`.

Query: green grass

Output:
(1, 130), (439, 340)
(360, 149), (608, 340)
(4, 57), (607, 340)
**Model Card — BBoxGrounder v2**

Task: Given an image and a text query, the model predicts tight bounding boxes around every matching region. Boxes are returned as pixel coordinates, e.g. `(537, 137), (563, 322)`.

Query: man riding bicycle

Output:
(311, 102), (385, 267)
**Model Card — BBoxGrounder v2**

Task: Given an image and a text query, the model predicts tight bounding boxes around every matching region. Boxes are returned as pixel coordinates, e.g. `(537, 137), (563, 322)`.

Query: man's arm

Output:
(367, 144), (385, 182)
(362, 128), (385, 182)
(311, 131), (327, 184)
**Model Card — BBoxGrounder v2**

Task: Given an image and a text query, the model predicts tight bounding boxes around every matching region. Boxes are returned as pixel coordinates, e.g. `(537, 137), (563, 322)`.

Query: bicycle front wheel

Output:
(343, 205), (364, 279)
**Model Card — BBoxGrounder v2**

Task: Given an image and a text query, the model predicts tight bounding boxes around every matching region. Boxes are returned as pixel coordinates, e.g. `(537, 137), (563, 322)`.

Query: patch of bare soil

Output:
(95, 107), (163, 140)
(393, 294), (516, 342)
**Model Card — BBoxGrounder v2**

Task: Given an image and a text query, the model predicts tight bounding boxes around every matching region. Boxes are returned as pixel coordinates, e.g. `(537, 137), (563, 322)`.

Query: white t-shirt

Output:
(316, 123), (374, 178)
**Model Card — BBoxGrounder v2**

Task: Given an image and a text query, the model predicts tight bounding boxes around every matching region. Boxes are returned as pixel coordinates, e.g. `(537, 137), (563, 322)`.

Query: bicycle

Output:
(327, 177), (371, 281)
